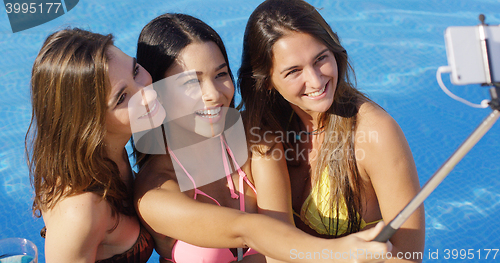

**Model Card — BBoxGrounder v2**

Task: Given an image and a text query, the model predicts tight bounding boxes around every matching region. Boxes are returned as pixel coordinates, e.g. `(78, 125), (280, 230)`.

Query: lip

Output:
(138, 99), (160, 119)
(195, 104), (222, 118)
(194, 104), (224, 123)
(303, 80), (329, 100)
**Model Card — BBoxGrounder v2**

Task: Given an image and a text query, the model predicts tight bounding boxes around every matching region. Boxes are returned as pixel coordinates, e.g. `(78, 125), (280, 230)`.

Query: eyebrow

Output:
(215, 62), (227, 71)
(280, 48), (329, 75)
(175, 63), (228, 80)
(175, 70), (197, 80)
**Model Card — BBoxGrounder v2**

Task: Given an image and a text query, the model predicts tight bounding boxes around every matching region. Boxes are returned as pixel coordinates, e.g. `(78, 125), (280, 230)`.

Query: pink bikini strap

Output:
(221, 137), (257, 195)
(220, 137), (239, 199)
(168, 147), (221, 206)
(220, 136), (257, 211)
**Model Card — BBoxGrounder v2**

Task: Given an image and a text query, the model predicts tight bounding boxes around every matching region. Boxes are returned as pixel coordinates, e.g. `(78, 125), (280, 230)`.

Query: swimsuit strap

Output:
(220, 136), (257, 211)
(220, 137), (240, 200)
(220, 136), (257, 195)
(168, 147), (221, 206)
(220, 135), (256, 261)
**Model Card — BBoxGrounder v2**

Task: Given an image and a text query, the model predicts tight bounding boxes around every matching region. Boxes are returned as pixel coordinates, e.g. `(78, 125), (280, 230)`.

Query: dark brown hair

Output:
(26, 28), (133, 217)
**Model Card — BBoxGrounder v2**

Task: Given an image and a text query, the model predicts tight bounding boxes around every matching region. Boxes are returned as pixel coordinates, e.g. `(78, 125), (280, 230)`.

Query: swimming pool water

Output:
(1, 0), (499, 262)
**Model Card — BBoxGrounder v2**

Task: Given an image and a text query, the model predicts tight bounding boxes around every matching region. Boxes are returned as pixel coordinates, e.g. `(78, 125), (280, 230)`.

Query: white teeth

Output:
(196, 106), (222, 118)
(140, 101), (157, 118)
(305, 85), (326, 97)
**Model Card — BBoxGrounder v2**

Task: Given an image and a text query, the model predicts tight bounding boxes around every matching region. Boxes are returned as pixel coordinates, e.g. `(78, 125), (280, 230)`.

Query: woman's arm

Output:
(42, 192), (109, 263)
(250, 140), (294, 224)
(135, 154), (391, 263)
(249, 138), (294, 262)
(356, 102), (425, 262)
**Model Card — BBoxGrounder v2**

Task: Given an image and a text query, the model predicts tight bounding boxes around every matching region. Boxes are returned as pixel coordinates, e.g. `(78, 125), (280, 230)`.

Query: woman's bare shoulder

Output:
(43, 191), (111, 239)
(356, 101), (401, 141)
(134, 154), (178, 200)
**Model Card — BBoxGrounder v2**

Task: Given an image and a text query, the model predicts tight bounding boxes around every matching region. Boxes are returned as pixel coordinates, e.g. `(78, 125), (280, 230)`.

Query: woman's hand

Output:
(328, 222), (392, 263)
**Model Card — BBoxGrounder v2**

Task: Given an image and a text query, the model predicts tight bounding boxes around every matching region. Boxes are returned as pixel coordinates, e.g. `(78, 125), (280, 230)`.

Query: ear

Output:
(265, 76), (274, 91)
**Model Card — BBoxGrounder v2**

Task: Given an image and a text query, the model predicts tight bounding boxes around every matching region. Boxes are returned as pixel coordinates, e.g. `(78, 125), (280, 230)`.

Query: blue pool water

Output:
(1, 0), (499, 262)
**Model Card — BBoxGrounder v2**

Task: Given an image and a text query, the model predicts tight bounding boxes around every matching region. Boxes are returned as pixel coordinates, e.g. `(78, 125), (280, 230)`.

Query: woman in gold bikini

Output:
(238, 0), (425, 261)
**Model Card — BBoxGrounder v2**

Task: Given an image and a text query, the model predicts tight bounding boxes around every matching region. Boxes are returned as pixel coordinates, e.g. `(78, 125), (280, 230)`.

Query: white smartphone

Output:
(444, 25), (500, 85)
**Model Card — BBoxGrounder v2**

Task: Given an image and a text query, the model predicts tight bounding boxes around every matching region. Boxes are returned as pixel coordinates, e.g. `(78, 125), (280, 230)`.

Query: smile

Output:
(195, 106), (222, 118)
(139, 100), (159, 119)
(304, 81), (328, 97)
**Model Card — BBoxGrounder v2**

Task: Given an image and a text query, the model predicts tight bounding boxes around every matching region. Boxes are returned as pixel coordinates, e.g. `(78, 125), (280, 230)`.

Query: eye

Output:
(285, 69), (300, 78)
(316, 55), (327, 63)
(216, 71), (228, 79)
(133, 65), (140, 78)
(183, 78), (200, 85)
(116, 93), (127, 105)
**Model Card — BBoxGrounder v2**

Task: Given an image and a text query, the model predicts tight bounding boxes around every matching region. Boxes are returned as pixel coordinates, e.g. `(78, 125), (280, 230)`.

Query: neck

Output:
(164, 120), (217, 151)
(290, 105), (322, 132)
(104, 133), (130, 171)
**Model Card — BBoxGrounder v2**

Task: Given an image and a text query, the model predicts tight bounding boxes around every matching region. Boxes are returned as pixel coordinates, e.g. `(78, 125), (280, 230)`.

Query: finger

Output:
(386, 240), (393, 253)
(370, 222), (392, 253)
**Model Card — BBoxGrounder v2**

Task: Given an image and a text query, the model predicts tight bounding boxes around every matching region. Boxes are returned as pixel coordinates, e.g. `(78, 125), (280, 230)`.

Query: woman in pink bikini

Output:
(133, 13), (390, 263)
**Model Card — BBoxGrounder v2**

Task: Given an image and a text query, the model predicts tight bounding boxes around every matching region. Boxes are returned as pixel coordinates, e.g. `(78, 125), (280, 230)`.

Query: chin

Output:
(314, 99), (334, 113)
(193, 121), (226, 138)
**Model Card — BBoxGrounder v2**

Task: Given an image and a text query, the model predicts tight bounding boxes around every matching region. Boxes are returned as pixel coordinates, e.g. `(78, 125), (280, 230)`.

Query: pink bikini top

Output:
(164, 136), (258, 263)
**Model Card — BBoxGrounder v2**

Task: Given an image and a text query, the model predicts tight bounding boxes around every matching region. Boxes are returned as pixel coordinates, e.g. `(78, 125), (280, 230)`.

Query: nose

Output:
(304, 66), (322, 88)
(139, 85), (158, 107)
(201, 80), (221, 104)
(141, 67), (153, 87)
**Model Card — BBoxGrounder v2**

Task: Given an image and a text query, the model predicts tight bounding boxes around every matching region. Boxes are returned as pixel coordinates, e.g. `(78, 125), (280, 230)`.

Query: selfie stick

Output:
(374, 15), (500, 242)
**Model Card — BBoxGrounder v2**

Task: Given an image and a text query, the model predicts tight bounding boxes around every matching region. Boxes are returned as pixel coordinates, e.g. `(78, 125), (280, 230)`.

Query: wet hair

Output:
(238, 0), (370, 236)
(26, 28), (133, 217)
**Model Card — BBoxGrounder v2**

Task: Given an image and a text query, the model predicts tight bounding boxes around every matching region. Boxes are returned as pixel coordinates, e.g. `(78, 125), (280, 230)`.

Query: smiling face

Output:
(105, 46), (166, 138)
(270, 32), (338, 119)
(160, 41), (234, 138)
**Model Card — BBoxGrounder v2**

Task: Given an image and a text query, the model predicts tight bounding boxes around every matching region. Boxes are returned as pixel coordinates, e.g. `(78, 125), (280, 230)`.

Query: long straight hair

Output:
(238, 0), (370, 236)
(26, 28), (133, 217)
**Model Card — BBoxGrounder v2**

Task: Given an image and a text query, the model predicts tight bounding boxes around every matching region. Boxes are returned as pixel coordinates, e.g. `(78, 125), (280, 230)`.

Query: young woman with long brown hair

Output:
(238, 0), (425, 262)
(26, 28), (161, 262)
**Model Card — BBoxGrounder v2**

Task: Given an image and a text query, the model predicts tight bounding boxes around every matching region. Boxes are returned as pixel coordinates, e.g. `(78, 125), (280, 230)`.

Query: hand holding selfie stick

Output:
(374, 14), (500, 242)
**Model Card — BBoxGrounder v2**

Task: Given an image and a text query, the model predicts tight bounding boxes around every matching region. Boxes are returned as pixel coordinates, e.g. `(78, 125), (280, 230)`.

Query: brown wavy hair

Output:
(238, 0), (370, 237)
(26, 28), (134, 218)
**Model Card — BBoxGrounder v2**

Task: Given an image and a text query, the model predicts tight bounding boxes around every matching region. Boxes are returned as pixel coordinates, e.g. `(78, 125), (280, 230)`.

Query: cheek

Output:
(269, 76), (285, 94)
(109, 108), (129, 123)
(217, 80), (234, 102)
(119, 109), (131, 126)
(270, 74), (303, 101)
(331, 59), (339, 78)
(321, 62), (338, 77)
(105, 109), (130, 133)
(226, 82), (235, 100)
(138, 69), (153, 87)
(165, 93), (202, 121)
(277, 79), (302, 97)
